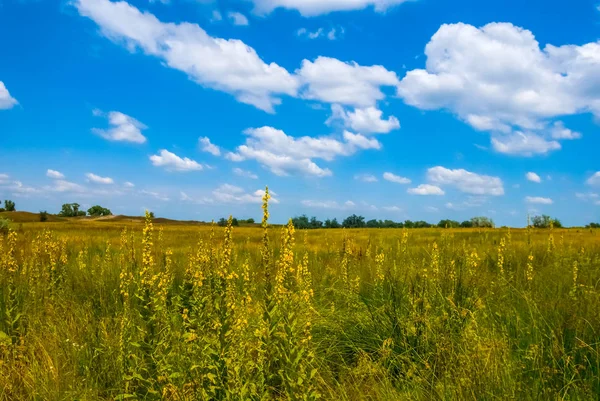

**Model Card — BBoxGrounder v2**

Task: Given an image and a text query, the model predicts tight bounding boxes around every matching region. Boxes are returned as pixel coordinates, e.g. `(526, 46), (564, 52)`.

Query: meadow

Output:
(1, 193), (599, 400)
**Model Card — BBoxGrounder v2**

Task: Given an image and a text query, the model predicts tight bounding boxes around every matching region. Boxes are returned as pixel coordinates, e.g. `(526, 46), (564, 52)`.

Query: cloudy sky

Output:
(1, 0), (599, 225)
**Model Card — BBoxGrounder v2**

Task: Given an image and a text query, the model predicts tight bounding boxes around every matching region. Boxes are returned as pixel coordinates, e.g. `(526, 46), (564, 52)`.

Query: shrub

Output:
(40, 211), (49, 222)
(0, 217), (10, 234)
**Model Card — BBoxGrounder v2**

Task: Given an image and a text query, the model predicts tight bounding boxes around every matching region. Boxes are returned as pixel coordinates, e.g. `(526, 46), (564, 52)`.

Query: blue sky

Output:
(1, 0), (599, 226)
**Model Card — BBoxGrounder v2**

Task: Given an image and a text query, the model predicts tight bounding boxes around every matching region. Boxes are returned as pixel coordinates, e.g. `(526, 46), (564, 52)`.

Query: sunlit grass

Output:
(1, 200), (599, 400)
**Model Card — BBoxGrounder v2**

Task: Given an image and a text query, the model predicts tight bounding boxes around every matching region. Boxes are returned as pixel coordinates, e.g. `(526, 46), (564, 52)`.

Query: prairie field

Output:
(1, 202), (600, 400)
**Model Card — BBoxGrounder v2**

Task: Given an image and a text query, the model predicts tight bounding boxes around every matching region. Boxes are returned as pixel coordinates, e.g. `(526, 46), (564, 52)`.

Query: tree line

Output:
(0, 200), (16, 212)
(290, 214), (497, 229)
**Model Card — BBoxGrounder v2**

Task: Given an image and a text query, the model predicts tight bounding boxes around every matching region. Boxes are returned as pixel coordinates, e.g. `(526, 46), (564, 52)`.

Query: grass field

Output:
(1, 196), (599, 400)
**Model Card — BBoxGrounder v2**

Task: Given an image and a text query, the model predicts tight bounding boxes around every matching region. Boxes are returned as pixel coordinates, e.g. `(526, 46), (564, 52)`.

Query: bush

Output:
(40, 211), (49, 222)
(0, 217), (11, 234)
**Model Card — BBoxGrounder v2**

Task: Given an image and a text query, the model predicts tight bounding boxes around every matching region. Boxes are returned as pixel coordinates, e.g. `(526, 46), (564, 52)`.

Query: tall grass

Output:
(1, 199), (599, 399)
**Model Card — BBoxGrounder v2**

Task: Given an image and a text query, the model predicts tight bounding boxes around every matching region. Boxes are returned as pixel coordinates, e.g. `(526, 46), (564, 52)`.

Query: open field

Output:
(1, 202), (600, 400)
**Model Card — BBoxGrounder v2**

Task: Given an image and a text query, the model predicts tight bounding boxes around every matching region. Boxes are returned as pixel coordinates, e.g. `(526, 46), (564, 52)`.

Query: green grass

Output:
(0, 212), (599, 400)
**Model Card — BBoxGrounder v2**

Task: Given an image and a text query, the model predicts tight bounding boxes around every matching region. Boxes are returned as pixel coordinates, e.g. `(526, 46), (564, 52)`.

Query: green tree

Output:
(292, 215), (310, 229)
(4, 200), (15, 212)
(59, 203), (75, 217)
(438, 219), (460, 228)
(40, 211), (49, 222)
(460, 220), (474, 228)
(87, 205), (112, 216)
(470, 216), (494, 228)
(342, 214), (366, 228)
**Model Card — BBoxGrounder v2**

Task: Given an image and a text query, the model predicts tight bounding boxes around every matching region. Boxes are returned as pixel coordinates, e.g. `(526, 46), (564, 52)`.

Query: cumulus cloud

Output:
(227, 11), (249, 26)
(491, 132), (561, 156)
(124, 181), (135, 187)
(199, 136), (221, 156)
(525, 196), (553, 204)
(92, 109), (147, 143)
(75, 0), (298, 113)
(586, 172), (600, 186)
(398, 22), (598, 155)
(250, 0), (410, 16)
(328, 105), (400, 134)
(48, 180), (87, 193)
(212, 184), (279, 204)
(383, 172), (411, 184)
(354, 173), (378, 182)
(427, 166), (504, 195)
(0, 81), (18, 110)
(297, 56), (399, 108)
(233, 168), (258, 179)
(150, 150), (204, 171)
(526, 172), (541, 183)
(550, 121), (581, 140)
(47, 169), (65, 179)
(227, 126), (380, 177)
(408, 184), (445, 196)
(86, 173), (114, 184)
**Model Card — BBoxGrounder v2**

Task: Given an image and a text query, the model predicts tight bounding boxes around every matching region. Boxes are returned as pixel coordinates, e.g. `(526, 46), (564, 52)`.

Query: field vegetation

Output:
(0, 191), (600, 400)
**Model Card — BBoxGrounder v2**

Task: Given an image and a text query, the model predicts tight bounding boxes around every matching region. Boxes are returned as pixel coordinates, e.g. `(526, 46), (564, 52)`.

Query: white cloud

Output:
(140, 189), (170, 201)
(0, 82), (18, 110)
(86, 173), (114, 184)
(76, 0), (298, 113)
(525, 196), (553, 205)
(382, 205), (401, 212)
(124, 181), (135, 188)
(199, 136), (221, 156)
(150, 149), (204, 171)
(250, 0), (410, 16)
(92, 110), (147, 143)
(2, 180), (39, 196)
(297, 56), (399, 108)
(408, 184), (445, 196)
(586, 172), (600, 186)
(0, 174), (9, 184)
(427, 166), (504, 195)
(383, 172), (411, 184)
(354, 173), (378, 182)
(425, 206), (439, 212)
(526, 172), (541, 183)
(329, 105), (400, 134)
(48, 180), (86, 193)
(297, 27), (341, 40)
(491, 132), (561, 157)
(228, 11), (249, 26)
(211, 10), (223, 22)
(398, 22), (598, 155)
(550, 121), (581, 140)
(212, 184), (279, 204)
(227, 126), (380, 177)
(233, 167), (258, 179)
(301, 199), (355, 209)
(575, 192), (599, 202)
(180, 191), (192, 201)
(46, 169), (65, 179)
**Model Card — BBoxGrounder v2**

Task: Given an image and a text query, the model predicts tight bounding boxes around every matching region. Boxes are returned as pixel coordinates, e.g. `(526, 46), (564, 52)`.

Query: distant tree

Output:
(366, 219), (380, 228)
(87, 205), (112, 217)
(246, 218), (255, 224)
(404, 220), (415, 229)
(460, 220), (474, 228)
(532, 215), (561, 228)
(587, 222), (600, 228)
(292, 215), (310, 229)
(72, 203), (80, 216)
(4, 200), (15, 212)
(217, 217), (228, 227)
(324, 218), (341, 228)
(342, 214), (365, 228)
(40, 211), (49, 222)
(309, 216), (323, 229)
(438, 219), (460, 228)
(471, 216), (494, 228)
(231, 217), (239, 226)
(149, 211), (155, 219)
(59, 203), (75, 217)
(414, 220), (432, 228)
